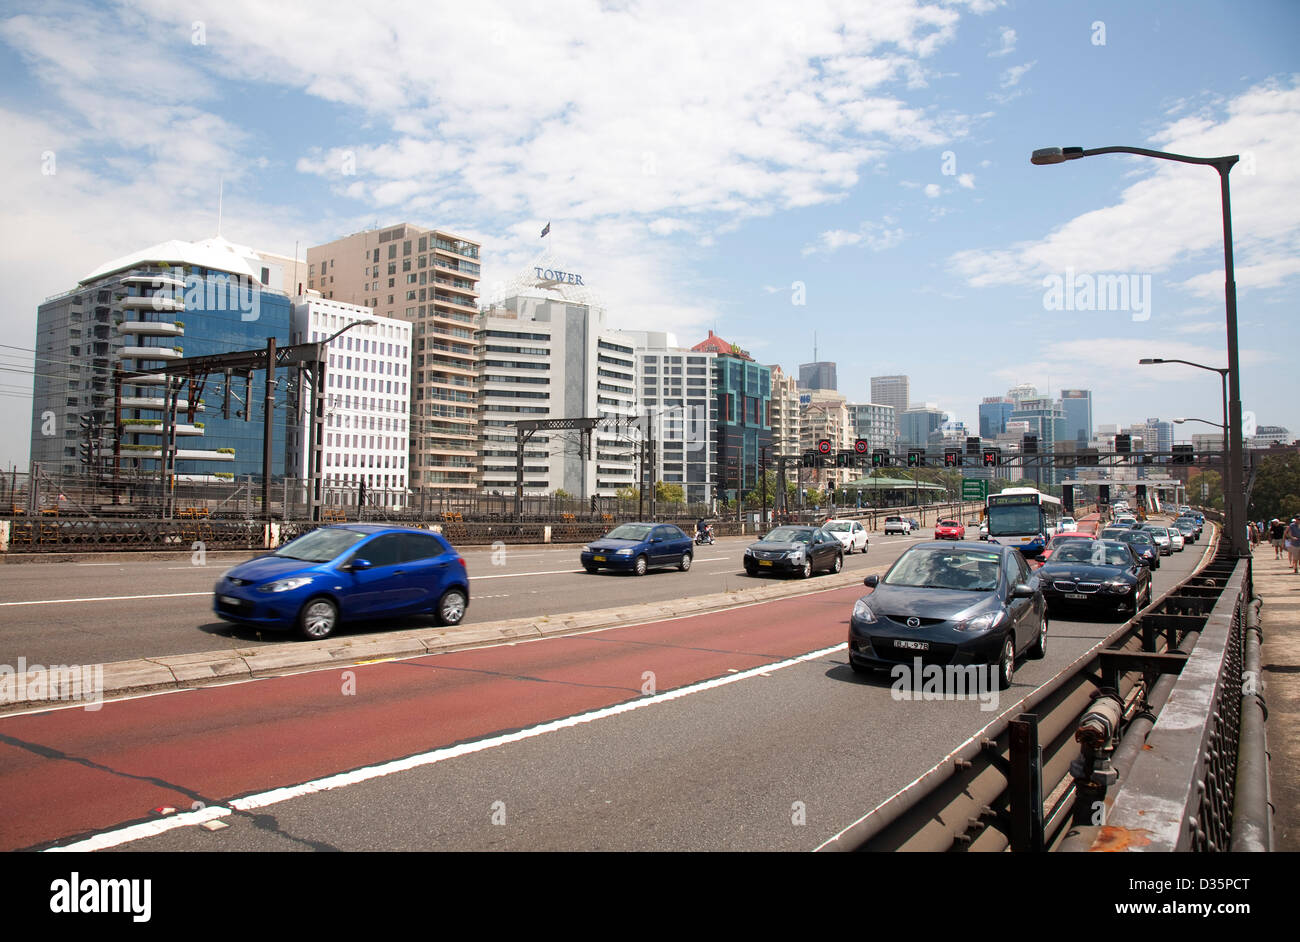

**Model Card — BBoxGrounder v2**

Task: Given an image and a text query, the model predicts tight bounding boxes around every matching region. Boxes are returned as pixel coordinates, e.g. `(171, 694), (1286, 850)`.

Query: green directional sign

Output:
(962, 478), (988, 501)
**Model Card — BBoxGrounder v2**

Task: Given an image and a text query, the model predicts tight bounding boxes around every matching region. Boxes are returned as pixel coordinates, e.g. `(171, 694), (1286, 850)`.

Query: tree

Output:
(1189, 469), (1224, 511)
(615, 486), (640, 501)
(553, 488), (573, 500)
(1247, 454), (1300, 522)
(655, 480), (685, 504)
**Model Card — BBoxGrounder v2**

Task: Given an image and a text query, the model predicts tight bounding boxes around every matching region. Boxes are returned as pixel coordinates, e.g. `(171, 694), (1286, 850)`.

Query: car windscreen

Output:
(938, 520), (960, 528)
(273, 527), (369, 562)
(606, 524), (653, 541)
(764, 527), (813, 543)
(884, 547), (1002, 592)
(825, 522), (851, 532)
(1118, 531), (1153, 545)
(1053, 543), (1132, 566)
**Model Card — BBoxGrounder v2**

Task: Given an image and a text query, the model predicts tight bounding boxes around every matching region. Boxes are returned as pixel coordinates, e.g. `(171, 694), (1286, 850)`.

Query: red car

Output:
(1032, 533), (1097, 568)
(934, 519), (966, 540)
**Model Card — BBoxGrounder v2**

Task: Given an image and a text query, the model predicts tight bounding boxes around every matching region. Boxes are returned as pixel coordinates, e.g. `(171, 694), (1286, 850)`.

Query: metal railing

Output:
(818, 525), (1270, 853)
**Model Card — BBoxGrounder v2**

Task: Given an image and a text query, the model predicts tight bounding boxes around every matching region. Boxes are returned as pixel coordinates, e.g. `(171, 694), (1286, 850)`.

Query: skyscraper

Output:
(871, 375), (909, 442)
(798, 361), (837, 391)
(978, 397), (1014, 440)
(1061, 389), (1093, 444)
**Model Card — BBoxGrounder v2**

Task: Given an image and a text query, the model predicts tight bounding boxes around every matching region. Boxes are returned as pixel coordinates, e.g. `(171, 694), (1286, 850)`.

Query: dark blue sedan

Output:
(581, 522), (693, 575)
(214, 524), (469, 640)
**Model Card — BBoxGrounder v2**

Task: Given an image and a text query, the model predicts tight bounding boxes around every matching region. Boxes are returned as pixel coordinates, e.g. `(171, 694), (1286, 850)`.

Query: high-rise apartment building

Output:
(477, 296), (638, 497)
(306, 224), (481, 492)
(767, 365), (801, 460)
(286, 295), (412, 508)
(871, 375), (909, 440)
(620, 331), (716, 504)
(798, 361), (837, 391)
(30, 236), (295, 480)
(848, 402), (895, 451)
(800, 389), (853, 489)
(1060, 389), (1093, 444)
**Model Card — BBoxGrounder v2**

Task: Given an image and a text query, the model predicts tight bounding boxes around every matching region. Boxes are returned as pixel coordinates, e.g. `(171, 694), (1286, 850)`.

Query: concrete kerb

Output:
(0, 564), (883, 714)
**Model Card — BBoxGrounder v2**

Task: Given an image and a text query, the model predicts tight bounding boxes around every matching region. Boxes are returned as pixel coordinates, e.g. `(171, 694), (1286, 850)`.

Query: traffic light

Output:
(1098, 484), (1110, 504)
(1172, 444), (1194, 465)
(966, 436), (981, 458)
(907, 449), (924, 468)
(78, 442), (92, 464)
(1022, 434), (1038, 455)
(835, 450), (851, 467)
(871, 449), (889, 468)
(1115, 433), (1131, 454)
(944, 449), (961, 468)
(801, 450), (817, 468)
(1136, 484), (1147, 503)
(982, 448), (1000, 467)
(1062, 484), (1075, 514)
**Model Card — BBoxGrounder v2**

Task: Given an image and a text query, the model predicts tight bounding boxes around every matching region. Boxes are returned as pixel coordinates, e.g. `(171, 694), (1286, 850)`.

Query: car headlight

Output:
(958, 610), (1006, 632)
(581, 545), (591, 553)
(258, 576), (313, 593)
(1102, 580), (1132, 594)
(787, 548), (804, 559)
(744, 547), (754, 556)
(616, 548), (635, 556)
(851, 599), (877, 623)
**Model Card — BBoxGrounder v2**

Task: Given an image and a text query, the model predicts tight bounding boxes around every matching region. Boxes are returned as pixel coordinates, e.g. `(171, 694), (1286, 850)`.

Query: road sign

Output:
(961, 478), (987, 501)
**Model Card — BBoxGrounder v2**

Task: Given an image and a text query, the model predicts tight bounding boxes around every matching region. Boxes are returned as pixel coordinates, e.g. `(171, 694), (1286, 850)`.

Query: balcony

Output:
(122, 272), (186, 289)
(175, 449), (234, 461)
(120, 295), (185, 312)
(119, 396), (204, 411)
(122, 346), (182, 360)
(119, 320), (184, 337)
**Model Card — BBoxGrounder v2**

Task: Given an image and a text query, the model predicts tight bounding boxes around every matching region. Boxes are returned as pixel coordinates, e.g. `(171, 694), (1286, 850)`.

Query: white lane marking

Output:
(47, 641), (847, 851)
(0, 592), (210, 607)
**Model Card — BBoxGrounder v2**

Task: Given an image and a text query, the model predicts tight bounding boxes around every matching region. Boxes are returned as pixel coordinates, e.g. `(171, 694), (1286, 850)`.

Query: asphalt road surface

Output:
(0, 520), (1212, 851)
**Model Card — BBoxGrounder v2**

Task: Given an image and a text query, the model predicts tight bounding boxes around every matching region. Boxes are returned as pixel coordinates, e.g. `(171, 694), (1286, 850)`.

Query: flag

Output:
(540, 221), (550, 238)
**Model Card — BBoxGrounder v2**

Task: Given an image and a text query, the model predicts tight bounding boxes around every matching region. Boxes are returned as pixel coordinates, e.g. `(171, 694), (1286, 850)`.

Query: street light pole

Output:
(1035, 145), (1246, 555)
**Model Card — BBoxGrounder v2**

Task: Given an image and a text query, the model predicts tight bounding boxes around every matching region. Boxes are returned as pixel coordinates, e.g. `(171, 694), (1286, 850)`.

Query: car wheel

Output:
(996, 632), (1016, 690)
(584, 565), (598, 573)
(744, 562), (757, 576)
(634, 554), (648, 576)
(849, 659), (872, 676)
(1027, 614), (1047, 660)
(436, 587), (467, 626)
(298, 596), (338, 641)
(678, 552), (692, 572)
(800, 560), (813, 579)
(830, 553), (843, 574)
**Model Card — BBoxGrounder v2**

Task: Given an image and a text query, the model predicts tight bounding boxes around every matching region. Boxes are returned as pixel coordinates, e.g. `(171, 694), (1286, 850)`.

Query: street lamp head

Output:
(1030, 146), (1085, 165)
(1173, 418), (1187, 424)
(1138, 358), (1162, 365)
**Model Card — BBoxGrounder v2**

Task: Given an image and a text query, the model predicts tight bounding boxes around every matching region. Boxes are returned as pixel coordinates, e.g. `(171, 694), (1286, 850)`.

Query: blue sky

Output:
(1, 0), (1297, 469)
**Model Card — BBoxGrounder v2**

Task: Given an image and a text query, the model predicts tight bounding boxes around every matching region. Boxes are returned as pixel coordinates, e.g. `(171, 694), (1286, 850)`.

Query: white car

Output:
(1167, 527), (1185, 551)
(1059, 517), (1077, 533)
(825, 519), (869, 554)
(978, 520), (989, 540)
(883, 516), (911, 536)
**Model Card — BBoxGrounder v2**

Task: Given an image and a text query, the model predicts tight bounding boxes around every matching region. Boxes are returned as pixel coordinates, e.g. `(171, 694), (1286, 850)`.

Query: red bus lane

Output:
(0, 582), (862, 851)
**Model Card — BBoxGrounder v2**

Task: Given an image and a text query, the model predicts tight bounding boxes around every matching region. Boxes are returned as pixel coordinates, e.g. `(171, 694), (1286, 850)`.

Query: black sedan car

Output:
(1038, 540), (1152, 619)
(1110, 529), (1160, 570)
(744, 525), (844, 578)
(847, 542), (1047, 690)
(581, 522), (693, 575)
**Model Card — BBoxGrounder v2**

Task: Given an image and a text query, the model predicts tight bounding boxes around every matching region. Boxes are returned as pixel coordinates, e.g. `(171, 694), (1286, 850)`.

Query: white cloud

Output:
(801, 219), (905, 256)
(957, 173), (976, 188)
(950, 79), (1300, 301)
(924, 183), (942, 197)
(1000, 60), (1037, 88)
(989, 26), (1016, 57)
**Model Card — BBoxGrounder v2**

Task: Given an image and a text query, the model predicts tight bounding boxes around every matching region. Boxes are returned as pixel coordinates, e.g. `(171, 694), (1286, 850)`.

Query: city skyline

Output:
(3, 2), (1298, 469)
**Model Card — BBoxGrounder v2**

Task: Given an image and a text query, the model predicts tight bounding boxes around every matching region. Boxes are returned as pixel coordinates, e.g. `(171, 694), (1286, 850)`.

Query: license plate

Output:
(894, 640), (929, 651)
(219, 595), (240, 606)
(593, 556), (606, 562)
(759, 559), (773, 566)
(1065, 593), (1086, 600)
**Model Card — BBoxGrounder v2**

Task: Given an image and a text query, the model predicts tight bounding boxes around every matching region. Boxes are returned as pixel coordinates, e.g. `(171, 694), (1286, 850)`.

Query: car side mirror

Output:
(348, 558), (373, 571)
(1011, 582), (1035, 599)
(864, 574), (879, 588)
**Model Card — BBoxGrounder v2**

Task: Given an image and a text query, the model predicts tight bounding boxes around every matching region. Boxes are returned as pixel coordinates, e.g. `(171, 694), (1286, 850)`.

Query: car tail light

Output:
(458, 558), (467, 571)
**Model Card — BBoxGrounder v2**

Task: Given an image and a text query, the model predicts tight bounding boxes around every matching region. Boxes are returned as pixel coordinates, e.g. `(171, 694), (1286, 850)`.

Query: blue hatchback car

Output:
(213, 524), (469, 640)
(580, 522), (693, 575)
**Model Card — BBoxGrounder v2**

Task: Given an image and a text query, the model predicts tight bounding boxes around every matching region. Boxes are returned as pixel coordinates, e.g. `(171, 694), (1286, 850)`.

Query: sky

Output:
(1, 0), (1297, 470)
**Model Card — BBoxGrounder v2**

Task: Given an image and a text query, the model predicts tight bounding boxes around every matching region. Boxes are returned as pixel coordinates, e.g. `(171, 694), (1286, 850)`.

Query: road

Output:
(0, 531), (933, 667)
(0, 519), (1212, 851)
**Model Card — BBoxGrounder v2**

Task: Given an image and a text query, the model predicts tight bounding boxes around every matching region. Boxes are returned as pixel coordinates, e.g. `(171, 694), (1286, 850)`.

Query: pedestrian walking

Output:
(1287, 517), (1300, 574)
(1271, 518), (1286, 559)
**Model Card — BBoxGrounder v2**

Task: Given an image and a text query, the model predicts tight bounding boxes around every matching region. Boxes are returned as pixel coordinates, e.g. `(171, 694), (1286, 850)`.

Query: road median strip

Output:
(0, 564), (884, 713)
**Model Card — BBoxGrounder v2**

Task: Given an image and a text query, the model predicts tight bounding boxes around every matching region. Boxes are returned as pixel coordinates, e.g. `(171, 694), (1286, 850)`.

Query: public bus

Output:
(985, 487), (1062, 556)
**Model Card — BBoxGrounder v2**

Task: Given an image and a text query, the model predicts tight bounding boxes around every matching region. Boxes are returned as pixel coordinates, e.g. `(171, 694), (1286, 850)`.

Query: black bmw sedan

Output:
(743, 525), (844, 578)
(1038, 540), (1152, 619)
(846, 542), (1047, 689)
